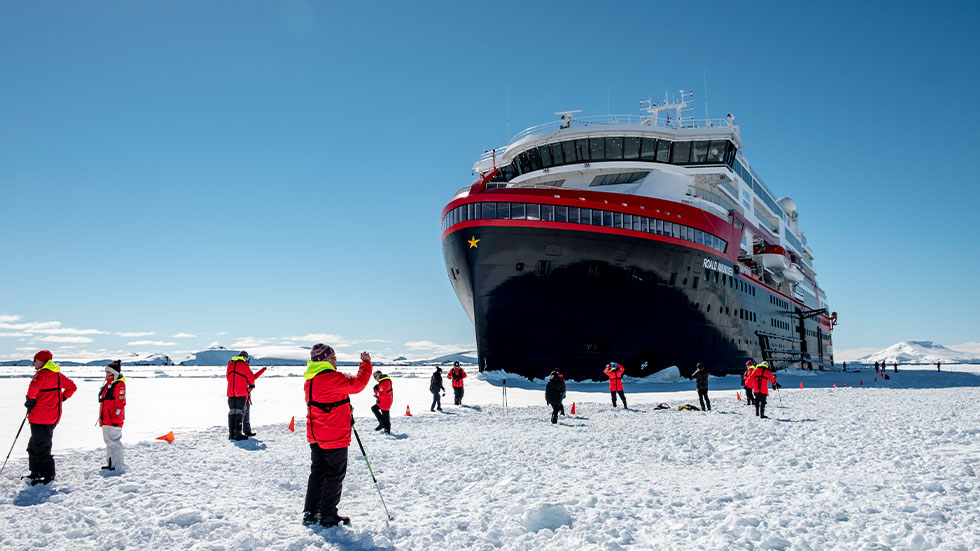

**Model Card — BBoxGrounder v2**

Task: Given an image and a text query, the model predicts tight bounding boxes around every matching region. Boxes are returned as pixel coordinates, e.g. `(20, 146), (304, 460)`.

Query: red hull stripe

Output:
(441, 190), (740, 260)
(443, 219), (732, 263)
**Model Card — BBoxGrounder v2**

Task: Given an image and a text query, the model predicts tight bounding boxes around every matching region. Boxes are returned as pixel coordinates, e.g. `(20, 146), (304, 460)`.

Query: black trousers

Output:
(27, 423), (56, 478)
(698, 389), (711, 411)
(755, 394), (768, 417)
(610, 390), (627, 408)
(453, 386), (464, 405)
(228, 397), (247, 437)
(371, 405), (391, 433)
(550, 403), (562, 424)
(304, 445), (348, 518)
(430, 390), (442, 410)
(744, 386), (755, 405)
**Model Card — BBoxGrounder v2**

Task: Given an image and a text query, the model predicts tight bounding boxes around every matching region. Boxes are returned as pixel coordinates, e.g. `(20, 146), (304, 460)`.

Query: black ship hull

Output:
(443, 217), (833, 381)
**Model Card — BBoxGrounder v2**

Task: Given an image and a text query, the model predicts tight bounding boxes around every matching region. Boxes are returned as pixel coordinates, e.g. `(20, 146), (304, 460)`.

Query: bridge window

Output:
(539, 145), (553, 168)
(624, 137), (641, 160)
(707, 140), (727, 163)
(496, 202), (510, 219)
(656, 139), (671, 162)
(692, 141), (709, 163)
(605, 137), (623, 160)
(562, 141), (578, 164)
(541, 204), (554, 222)
(511, 203), (526, 220)
(482, 202), (496, 218)
(672, 141), (691, 164)
(526, 203), (540, 220)
(568, 207), (579, 224)
(528, 148), (543, 171)
(589, 137), (605, 161)
(550, 143), (564, 165)
(575, 139), (590, 162)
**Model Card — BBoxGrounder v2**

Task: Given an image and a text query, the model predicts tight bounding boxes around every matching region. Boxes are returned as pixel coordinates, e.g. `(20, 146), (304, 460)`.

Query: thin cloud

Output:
(286, 333), (350, 346)
(128, 340), (177, 347)
(35, 336), (94, 344)
(0, 317), (105, 336)
(230, 337), (275, 349)
(0, 332), (31, 338)
(0, 314), (22, 323)
(172, 332), (197, 338)
(116, 331), (156, 337)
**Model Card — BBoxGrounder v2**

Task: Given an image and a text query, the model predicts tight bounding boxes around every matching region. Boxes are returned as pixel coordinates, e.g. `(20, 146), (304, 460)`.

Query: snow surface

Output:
(1, 364), (978, 550)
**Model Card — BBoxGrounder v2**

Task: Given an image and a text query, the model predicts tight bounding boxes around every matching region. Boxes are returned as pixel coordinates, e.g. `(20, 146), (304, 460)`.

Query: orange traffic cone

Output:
(860, 380), (863, 386)
(570, 402), (576, 415)
(288, 416), (295, 432)
(833, 383), (837, 388)
(737, 391), (741, 401)
(156, 431), (175, 443)
(800, 381), (803, 389)
(405, 405), (412, 416)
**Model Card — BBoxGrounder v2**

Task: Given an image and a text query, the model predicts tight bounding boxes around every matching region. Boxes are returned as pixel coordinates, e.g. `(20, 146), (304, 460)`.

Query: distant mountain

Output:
(0, 353), (174, 367)
(179, 345), (403, 366)
(422, 351), (477, 365)
(853, 341), (980, 364)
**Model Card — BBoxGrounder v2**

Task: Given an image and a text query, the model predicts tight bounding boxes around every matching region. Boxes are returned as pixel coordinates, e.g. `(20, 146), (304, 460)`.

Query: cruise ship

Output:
(441, 91), (836, 381)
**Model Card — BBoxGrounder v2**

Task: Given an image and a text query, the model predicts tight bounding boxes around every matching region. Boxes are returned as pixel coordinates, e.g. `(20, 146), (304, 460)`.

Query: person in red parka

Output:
(448, 362), (467, 406)
(749, 361), (777, 419)
(371, 371), (393, 434)
(303, 344), (372, 528)
(603, 362), (628, 409)
(98, 359), (127, 473)
(226, 351), (256, 441)
(742, 360), (756, 406)
(24, 350), (77, 485)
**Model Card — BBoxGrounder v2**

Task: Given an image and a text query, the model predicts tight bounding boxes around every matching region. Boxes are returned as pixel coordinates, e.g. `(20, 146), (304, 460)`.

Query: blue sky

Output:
(1, 1), (978, 362)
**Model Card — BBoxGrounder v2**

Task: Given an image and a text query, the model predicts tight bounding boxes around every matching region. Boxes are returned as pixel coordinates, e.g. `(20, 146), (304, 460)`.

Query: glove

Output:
(25, 398), (36, 412)
(247, 383), (255, 390)
(442, 392), (446, 397)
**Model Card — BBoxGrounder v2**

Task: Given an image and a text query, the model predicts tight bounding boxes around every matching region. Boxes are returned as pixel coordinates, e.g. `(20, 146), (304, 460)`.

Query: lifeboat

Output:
(784, 253), (805, 284)
(756, 244), (789, 272)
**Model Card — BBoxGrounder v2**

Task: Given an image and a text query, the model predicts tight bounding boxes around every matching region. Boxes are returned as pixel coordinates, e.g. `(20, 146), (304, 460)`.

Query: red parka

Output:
(99, 376), (127, 427)
(750, 364), (777, 396)
(742, 367), (755, 388)
(305, 359), (372, 450)
(374, 376), (393, 411)
(604, 363), (625, 392)
(26, 362), (77, 425)
(226, 356), (257, 398)
(448, 367), (466, 388)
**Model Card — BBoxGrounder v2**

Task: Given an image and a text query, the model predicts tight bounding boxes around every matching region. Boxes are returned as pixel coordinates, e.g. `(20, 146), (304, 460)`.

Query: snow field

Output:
(0, 366), (978, 550)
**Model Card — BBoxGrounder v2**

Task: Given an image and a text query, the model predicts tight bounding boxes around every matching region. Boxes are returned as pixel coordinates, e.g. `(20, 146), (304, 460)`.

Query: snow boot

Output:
(760, 404), (768, 419)
(302, 512), (318, 526)
(319, 514), (351, 527)
(230, 415), (248, 440)
(374, 424), (384, 431)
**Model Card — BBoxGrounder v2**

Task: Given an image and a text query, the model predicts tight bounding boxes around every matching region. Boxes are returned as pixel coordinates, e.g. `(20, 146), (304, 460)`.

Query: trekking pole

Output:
(351, 427), (393, 525)
(502, 378), (508, 411)
(0, 413), (28, 477)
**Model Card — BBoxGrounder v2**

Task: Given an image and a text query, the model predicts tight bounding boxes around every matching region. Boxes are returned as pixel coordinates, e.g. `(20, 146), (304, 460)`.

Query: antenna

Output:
(640, 89), (691, 127)
(505, 86), (510, 141)
(703, 71), (709, 121)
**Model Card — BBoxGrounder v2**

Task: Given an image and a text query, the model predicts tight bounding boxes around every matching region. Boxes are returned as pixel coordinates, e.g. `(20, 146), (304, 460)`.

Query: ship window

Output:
(669, 272), (677, 285)
(550, 143), (564, 165)
(589, 137), (605, 161)
(656, 139), (671, 162)
(510, 159), (522, 177)
(518, 151), (531, 173)
(496, 202), (510, 219)
(567, 206), (578, 224)
(482, 202), (496, 218)
(656, 219), (664, 234)
(613, 212), (622, 228)
(706, 304), (711, 312)
(623, 214), (632, 230)
(640, 138), (658, 161)
(692, 277), (699, 289)
(640, 217), (649, 232)
(680, 225), (688, 241)
(528, 148), (543, 171)
(713, 271), (719, 283)
(511, 203), (526, 220)
(562, 140), (578, 164)
(575, 139), (590, 162)
(605, 137), (623, 160)
(526, 203), (540, 220)
(579, 208), (592, 224)
(672, 141), (692, 164)
(539, 146), (553, 168)
(624, 137), (641, 160)
(467, 203), (474, 221)
(541, 204), (554, 222)
(691, 141), (709, 163)
(695, 229), (705, 245)
(472, 203), (482, 219)
(705, 268), (711, 281)
(602, 211), (613, 227)
(707, 140), (727, 163)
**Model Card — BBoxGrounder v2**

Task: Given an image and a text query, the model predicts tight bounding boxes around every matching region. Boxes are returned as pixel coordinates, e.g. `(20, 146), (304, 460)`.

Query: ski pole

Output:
(351, 427), (393, 524)
(0, 413), (28, 477)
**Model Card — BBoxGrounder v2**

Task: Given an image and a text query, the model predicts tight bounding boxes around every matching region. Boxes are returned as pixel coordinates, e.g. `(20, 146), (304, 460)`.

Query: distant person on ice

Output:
(448, 361), (467, 406)
(226, 351), (257, 440)
(371, 371), (393, 434)
(749, 361), (777, 419)
(604, 362), (627, 409)
(742, 360), (756, 406)
(430, 367), (445, 411)
(23, 350), (77, 486)
(98, 360), (127, 473)
(936, 361), (941, 372)
(545, 371), (564, 424)
(303, 344), (373, 528)
(692, 363), (710, 411)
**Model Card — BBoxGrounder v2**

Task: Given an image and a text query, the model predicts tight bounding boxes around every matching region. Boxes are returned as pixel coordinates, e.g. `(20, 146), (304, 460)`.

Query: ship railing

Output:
(476, 115), (735, 165)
